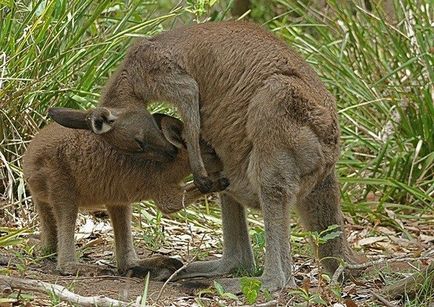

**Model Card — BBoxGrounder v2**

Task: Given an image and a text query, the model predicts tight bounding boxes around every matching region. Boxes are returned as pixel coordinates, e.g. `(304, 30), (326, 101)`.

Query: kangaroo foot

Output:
(174, 257), (254, 280)
(123, 256), (183, 281)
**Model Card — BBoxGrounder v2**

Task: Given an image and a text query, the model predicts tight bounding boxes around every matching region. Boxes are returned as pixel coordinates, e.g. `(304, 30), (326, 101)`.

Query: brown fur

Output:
(50, 21), (364, 292)
(23, 110), (222, 279)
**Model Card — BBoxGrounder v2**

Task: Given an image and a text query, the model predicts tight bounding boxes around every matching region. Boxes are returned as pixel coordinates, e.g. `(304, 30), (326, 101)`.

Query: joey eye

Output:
(134, 138), (148, 151)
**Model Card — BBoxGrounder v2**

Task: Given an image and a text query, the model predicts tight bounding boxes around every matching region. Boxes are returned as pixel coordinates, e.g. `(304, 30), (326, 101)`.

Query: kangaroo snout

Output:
(152, 144), (179, 162)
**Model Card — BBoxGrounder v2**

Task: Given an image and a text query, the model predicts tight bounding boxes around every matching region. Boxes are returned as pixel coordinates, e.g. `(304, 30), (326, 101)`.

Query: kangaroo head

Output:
(48, 107), (184, 162)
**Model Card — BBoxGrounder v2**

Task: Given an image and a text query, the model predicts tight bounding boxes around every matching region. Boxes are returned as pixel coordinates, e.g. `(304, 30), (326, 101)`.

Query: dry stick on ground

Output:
(382, 261), (434, 298)
(0, 275), (134, 307)
(59, 274), (141, 282)
(331, 256), (432, 285)
(370, 291), (397, 307)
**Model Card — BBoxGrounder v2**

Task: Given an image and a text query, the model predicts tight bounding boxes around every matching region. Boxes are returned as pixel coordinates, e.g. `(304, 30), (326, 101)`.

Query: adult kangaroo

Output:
(50, 21), (363, 292)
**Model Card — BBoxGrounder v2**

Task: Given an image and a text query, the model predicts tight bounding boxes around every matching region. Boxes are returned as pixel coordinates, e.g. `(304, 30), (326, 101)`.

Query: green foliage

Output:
(305, 224), (342, 247)
(260, 0), (433, 213)
(240, 276), (262, 304)
(249, 226), (265, 275)
(185, 0), (218, 19)
(48, 288), (61, 305)
(135, 202), (166, 250)
(289, 288), (328, 306)
(403, 268), (434, 306)
(213, 281), (239, 301)
(0, 227), (27, 247)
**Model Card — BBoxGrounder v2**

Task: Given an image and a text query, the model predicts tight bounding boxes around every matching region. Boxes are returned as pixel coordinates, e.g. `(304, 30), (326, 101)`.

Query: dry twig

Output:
(0, 275), (134, 307)
(370, 290), (397, 307)
(382, 262), (434, 298)
(331, 257), (431, 285)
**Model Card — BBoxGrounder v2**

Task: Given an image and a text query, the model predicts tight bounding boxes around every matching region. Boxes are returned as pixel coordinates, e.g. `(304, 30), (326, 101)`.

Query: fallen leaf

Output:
(389, 236), (414, 248)
(375, 226), (396, 236)
(302, 277), (311, 292)
(376, 241), (402, 252)
(344, 299), (358, 307)
(420, 234), (434, 243)
(82, 237), (104, 249)
(357, 236), (387, 246)
(157, 247), (173, 254)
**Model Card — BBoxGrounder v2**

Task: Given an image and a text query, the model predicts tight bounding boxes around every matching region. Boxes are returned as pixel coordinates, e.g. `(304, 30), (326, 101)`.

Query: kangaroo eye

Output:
(135, 138), (147, 151)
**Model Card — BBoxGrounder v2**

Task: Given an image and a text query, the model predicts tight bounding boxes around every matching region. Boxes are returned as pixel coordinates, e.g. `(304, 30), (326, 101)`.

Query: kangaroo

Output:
(23, 108), (224, 280)
(49, 21), (364, 292)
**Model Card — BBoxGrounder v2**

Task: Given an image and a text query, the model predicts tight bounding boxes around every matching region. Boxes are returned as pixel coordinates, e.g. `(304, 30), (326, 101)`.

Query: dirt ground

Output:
(1, 206), (433, 306)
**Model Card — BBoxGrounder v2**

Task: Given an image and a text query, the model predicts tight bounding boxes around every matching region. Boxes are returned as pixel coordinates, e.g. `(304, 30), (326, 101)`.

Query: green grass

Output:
(258, 0), (433, 218)
(0, 0), (182, 209)
(2, 0), (431, 217)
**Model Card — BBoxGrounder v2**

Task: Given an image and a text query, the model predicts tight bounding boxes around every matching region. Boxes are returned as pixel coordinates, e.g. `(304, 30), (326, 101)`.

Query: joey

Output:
(23, 109), (224, 279)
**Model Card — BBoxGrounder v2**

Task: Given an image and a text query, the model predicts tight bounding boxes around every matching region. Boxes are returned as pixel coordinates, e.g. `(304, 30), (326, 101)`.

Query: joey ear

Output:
(49, 107), (118, 134)
(153, 113), (185, 149)
(48, 108), (89, 130)
(87, 107), (118, 135)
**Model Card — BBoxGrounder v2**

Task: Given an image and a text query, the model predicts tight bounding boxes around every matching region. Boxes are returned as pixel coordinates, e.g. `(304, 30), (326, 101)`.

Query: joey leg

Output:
(35, 199), (57, 255)
(176, 194), (255, 279)
(296, 173), (365, 275)
(107, 205), (183, 280)
(107, 205), (138, 272)
(52, 201), (79, 274)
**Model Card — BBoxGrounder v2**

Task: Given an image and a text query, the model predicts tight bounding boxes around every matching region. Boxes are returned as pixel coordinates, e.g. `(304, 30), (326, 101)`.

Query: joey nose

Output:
(135, 139), (147, 151)
(165, 146), (178, 160)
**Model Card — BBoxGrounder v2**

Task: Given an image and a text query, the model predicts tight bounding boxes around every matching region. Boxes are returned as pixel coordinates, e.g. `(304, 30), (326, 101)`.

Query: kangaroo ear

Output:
(86, 107), (118, 134)
(154, 113), (185, 149)
(48, 108), (89, 130)
(48, 107), (118, 134)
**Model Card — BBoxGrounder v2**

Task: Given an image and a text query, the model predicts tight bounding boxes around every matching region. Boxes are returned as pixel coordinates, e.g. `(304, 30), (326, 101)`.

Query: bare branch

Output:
(331, 256), (431, 285)
(1, 275), (135, 307)
(370, 291), (397, 307)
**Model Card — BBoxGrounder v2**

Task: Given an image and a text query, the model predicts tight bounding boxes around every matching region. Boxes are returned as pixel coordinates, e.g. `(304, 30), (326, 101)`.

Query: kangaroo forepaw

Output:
(193, 175), (230, 193)
(193, 175), (214, 193)
(215, 177), (230, 191)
